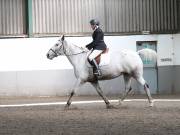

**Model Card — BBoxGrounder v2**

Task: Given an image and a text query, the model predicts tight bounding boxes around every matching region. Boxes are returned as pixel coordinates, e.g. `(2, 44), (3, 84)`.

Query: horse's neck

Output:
(66, 43), (80, 55)
(65, 43), (86, 69)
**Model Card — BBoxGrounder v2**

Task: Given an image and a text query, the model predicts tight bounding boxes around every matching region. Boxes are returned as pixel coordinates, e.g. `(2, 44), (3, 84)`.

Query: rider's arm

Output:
(86, 28), (103, 50)
(86, 42), (94, 50)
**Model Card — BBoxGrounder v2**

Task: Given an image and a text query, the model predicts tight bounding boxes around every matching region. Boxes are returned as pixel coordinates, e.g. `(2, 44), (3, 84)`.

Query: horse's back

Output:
(111, 49), (142, 63)
(110, 49), (143, 74)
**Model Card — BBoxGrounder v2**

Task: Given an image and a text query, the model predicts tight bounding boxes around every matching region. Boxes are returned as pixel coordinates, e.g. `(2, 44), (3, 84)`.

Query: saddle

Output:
(95, 48), (109, 65)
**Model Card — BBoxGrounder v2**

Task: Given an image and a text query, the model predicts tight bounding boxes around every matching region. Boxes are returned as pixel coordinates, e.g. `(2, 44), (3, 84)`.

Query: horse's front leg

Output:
(91, 81), (115, 109)
(65, 79), (83, 109)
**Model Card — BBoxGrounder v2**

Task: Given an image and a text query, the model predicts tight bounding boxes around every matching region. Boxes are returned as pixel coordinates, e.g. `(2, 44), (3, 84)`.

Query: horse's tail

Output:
(137, 48), (157, 62)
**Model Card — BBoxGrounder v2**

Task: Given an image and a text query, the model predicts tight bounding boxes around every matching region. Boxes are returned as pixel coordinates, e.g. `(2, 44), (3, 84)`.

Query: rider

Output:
(86, 19), (107, 76)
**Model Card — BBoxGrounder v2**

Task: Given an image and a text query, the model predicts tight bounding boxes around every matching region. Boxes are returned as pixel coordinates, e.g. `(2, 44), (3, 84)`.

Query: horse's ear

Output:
(61, 35), (65, 41)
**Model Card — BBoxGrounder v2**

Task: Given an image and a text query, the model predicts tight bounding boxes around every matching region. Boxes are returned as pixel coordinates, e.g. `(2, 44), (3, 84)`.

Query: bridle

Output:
(49, 41), (87, 57)
(49, 48), (59, 57)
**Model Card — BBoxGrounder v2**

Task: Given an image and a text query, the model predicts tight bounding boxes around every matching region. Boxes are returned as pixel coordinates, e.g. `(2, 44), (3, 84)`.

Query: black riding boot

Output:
(91, 59), (102, 76)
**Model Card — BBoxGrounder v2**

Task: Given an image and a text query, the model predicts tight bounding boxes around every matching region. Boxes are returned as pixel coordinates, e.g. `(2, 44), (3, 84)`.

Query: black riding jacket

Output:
(86, 27), (107, 50)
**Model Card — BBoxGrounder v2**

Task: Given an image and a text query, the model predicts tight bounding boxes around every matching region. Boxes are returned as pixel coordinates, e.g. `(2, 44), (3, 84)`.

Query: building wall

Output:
(0, 0), (26, 36)
(173, 33), (180, 93)
(32, 0), (105, 34)
(0, 0), (179, 36)
(105, 0), (178, 33)
(178, 0), (180, 31)
(174, 34), (180, 65)
(0, 34), (179, 96)
(32, 0), (178, 35)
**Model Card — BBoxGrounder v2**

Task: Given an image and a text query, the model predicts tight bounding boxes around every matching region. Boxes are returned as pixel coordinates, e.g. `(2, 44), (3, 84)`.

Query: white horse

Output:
(46, 35), (157, 109)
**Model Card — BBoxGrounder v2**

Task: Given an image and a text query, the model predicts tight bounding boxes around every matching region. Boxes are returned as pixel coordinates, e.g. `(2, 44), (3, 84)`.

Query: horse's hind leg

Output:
(119, 74), (132, 105)
(91, 81), (114, 109)
(136, 76), (154, 107)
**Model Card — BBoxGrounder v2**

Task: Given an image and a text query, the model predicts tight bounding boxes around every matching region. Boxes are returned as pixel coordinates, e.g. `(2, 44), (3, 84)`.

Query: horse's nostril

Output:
(47, 53), (49, 58)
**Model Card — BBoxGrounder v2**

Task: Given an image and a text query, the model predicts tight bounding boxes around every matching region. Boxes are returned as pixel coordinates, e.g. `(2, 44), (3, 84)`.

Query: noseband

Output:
(49, 48), (59, 57)
(49, 41), (64, 57)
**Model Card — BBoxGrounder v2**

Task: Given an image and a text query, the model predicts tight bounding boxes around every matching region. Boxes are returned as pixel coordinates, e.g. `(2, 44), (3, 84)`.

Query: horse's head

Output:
(46, 35), (65, 60)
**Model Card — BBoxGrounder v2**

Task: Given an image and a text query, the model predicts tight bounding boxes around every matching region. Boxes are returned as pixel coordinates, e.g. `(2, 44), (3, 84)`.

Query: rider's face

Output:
(91, 25), (96, 30)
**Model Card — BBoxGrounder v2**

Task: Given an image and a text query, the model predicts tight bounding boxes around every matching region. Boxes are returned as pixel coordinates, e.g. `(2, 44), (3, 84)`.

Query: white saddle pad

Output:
(99, 52), (110, 66)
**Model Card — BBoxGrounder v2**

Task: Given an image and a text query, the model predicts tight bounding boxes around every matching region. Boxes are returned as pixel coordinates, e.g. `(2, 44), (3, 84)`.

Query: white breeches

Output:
(88, 50), (103, 61)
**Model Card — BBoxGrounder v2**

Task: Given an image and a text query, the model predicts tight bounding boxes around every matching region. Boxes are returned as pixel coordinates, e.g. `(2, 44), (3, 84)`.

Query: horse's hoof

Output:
(106, 104), (116, 109)
(119, 100), (123, 105)
(149, 101), (154, 107)
(64, 104), (70, 110)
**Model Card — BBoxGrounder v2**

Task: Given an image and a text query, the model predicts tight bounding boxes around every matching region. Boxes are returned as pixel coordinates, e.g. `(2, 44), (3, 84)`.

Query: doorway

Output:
(136, 41), (158, 94)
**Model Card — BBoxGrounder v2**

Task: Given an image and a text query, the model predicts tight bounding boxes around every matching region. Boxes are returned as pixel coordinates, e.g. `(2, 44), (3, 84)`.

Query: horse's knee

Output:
(144, 83), (149, 89)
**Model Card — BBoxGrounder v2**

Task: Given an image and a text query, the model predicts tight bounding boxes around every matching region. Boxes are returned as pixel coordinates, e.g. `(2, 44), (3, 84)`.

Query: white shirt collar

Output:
(93, 25), (99, 31)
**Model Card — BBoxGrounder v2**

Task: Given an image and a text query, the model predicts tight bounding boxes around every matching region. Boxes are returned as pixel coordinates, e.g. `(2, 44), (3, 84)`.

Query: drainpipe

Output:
(27, 0), (33, 37)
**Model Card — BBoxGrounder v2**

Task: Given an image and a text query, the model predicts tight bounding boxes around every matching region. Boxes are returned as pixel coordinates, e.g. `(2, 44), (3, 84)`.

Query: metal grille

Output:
(0, 0), (26, 36)
(105, 0), (178, 34)
(0, 0), (179, 36)
(32, 0), (105, 34)
(178, 0), (180, 31)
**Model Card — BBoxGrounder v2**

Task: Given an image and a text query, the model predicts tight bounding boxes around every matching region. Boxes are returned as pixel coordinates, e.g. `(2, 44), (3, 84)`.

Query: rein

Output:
(50, 41), (87, 57)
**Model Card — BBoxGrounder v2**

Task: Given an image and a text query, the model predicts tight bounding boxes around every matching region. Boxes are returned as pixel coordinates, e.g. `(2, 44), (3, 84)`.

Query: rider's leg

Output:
(88, 50), (103, 76)
(92, 59), (102, 76)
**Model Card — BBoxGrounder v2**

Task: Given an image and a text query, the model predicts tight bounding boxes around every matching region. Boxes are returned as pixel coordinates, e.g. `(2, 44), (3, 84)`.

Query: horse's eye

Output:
(55, 44), (59, 46)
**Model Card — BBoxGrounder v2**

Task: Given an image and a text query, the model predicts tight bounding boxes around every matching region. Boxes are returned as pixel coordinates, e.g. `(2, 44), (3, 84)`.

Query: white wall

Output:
(0, 34), (179, 96)
(0, 37), (72, 71)
(0, 34), (176, 71)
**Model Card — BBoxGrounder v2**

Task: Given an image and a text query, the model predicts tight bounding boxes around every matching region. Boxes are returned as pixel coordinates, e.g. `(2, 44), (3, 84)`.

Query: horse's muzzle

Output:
(46, 53), (49, 58)
(46, 53), (52, 60)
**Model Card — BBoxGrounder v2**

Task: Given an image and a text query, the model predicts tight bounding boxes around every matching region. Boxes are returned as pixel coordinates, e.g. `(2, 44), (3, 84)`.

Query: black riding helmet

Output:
(90, 19), (100, 26)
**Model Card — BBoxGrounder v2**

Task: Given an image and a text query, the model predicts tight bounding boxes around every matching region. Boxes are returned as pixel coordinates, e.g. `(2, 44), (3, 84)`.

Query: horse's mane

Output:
(67, 41), (88, 53)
